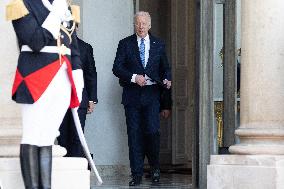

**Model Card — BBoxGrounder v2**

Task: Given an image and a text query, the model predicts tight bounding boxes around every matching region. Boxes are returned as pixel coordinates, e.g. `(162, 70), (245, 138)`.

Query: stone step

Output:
(0, 157), (90, 189)
(0, 145), (67, 157)
(0, 128), (21, 145)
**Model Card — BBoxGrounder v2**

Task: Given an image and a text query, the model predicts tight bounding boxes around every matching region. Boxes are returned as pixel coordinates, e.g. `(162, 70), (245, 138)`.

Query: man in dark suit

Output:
(112, 11), (171, 186)
(58, 34), (98, 157)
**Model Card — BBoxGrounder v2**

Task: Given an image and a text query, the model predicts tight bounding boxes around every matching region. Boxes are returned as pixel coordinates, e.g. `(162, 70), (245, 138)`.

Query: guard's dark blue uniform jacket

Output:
(11, 0), (81, 106)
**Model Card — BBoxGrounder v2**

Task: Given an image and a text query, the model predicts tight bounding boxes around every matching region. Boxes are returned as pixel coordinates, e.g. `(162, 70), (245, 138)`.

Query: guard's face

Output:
(135, 16), (151, 38)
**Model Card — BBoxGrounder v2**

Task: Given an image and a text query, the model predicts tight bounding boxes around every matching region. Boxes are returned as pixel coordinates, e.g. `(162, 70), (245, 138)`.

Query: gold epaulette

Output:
(6, 0), (29, 21)
(71, 5), (80, 24)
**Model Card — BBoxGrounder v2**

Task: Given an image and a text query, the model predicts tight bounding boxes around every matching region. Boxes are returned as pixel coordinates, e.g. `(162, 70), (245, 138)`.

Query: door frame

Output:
(196, 0), (216, 188)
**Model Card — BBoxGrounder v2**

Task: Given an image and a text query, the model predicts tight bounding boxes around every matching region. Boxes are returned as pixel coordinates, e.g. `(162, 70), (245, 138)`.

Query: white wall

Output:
(0, 0), (21, 124)
(213, 3), (224, 100)
(80, 0), (134, 165)
(213, 0), (241, 100)
(236, 0), (241, 63)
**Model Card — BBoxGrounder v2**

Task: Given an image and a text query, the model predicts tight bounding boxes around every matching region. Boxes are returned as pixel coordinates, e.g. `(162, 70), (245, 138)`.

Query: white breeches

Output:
(21, 63), (71, 146)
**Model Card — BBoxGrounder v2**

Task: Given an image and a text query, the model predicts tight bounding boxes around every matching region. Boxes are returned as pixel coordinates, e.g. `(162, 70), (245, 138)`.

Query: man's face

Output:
(135, 15), (151, 38)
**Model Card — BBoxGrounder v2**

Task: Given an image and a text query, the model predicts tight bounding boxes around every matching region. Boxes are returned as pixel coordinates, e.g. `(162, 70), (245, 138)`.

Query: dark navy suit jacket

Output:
(77, 37), (98, 109)
(112, 34), (171, 106)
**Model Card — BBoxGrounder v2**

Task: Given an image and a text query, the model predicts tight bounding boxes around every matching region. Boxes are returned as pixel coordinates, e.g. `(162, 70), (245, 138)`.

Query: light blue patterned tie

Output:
(139, 38), (145, 68)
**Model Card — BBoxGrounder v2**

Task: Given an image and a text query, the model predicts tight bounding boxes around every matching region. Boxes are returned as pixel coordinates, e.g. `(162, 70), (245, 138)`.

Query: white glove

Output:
(51, 0), (73, 22)
(42, 0), (70, 21)
(72, 69), (84, 103)
(42, 0), (73, 39)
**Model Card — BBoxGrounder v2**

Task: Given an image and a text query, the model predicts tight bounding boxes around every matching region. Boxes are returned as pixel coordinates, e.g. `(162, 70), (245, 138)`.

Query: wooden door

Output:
(171, 0), (196, 166)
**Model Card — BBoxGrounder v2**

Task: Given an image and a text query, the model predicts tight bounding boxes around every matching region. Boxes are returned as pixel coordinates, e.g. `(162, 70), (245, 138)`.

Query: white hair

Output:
(134, 11), (151, 26)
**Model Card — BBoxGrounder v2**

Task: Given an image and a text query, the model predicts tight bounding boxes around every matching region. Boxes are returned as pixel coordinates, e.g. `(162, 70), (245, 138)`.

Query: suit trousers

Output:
(57, 108), (87, 157)
(124, 95), (160, 176)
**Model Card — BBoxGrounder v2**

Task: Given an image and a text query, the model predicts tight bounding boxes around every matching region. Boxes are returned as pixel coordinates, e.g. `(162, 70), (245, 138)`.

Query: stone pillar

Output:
(208, 0), (284, 188)
(0, 1), (90, 188)
(229, 0), (284, 154)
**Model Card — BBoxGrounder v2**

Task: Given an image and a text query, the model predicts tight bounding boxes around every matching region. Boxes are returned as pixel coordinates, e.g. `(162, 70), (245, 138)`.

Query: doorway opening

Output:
(138, 0), (196, 181)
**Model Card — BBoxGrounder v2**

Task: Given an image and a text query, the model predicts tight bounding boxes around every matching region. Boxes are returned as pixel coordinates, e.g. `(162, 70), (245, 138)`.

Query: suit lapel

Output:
(130, 34), (144, 69)
(146, 35), (157, 69)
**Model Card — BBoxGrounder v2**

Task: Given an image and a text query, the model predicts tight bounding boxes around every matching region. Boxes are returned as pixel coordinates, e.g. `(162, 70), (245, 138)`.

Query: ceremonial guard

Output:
(6, 0), (83, 188)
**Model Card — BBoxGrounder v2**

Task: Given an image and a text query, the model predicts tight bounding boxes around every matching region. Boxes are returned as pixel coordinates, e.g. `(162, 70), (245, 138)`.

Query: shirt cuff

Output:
(131, 74), (137, 83)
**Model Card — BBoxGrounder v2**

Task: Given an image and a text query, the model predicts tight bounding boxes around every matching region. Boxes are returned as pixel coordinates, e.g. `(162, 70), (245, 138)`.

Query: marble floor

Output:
(91, 173), (192, 189)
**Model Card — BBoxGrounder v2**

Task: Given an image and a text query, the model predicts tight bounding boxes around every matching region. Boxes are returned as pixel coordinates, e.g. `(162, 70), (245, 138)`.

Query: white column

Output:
(229, 0), (284, 155)
(208, 1), (284, 188)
